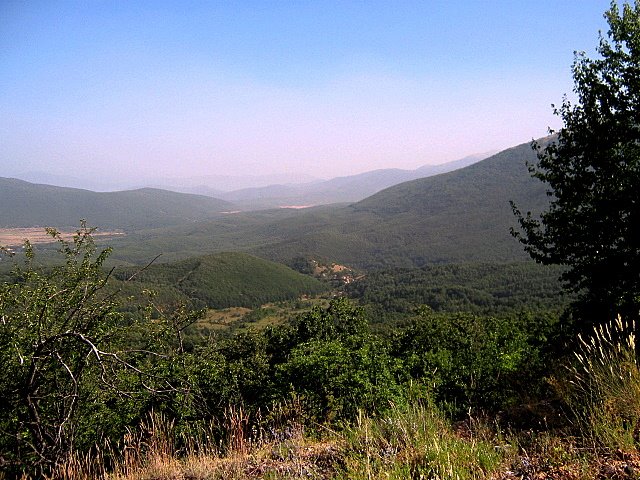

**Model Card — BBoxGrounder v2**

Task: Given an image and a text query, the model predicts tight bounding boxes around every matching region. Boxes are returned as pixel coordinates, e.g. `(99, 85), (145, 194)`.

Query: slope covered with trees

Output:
(217, 153), (486, 209)
(346, 262), (569, 321)
(113, 251), (327, 309)
(104, 140), (549, 268)
(0, 177), (234, 230)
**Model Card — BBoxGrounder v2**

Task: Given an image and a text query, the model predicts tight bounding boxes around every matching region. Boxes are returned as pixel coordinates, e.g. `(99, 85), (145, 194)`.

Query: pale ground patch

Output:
(0, 227), (125, 247)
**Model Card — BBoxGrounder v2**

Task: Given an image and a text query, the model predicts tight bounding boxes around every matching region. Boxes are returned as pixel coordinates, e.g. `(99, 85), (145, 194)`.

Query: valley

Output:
(3, 2), (639, 477)
(0, 137), (634, 480)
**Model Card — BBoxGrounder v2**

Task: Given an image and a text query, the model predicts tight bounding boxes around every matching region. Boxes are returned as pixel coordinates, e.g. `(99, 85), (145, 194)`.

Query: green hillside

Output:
(252, 140), (549, 267)
(113, 251), (327, 309)
(103, 139), (548, 269)
(218, 153), (485, 210)
(0, 178), (235, 230)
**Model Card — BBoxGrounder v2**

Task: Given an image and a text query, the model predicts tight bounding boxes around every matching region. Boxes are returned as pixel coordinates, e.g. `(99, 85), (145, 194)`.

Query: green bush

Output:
(391, 307), (557, 414)
(0, 226), (196, 475)
(278, 336), (404, 421)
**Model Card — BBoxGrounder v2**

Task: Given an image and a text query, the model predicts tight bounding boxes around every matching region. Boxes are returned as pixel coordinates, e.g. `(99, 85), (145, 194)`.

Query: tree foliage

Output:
(512, 1), (640, 323)
(0, 225), (184, 473)
(0, 226), (567, 474)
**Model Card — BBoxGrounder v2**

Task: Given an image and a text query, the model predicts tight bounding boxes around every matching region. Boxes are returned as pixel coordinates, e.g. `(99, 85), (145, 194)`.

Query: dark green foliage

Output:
(0, 227), (123, 470)
(278, 337), (403, 421)
(0, 226), (199, 475)
(276, 298), (404, 420)
(512, 1), (640, 324)
(185, 299), (405, 423)
(292, 297), (368, 342)
(346, 262), (569, 322)
(391, 307), (560, 413)
(183, 296), (561, 423)
(289, 256), (315, 274)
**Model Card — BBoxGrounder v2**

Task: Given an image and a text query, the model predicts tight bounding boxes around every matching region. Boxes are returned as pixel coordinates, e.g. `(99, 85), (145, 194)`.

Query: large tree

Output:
(512, 1), (640, 324)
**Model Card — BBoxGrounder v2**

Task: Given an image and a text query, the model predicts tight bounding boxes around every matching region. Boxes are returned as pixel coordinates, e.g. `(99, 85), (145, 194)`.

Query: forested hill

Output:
(0, 178), (235, 230)
(113, 251), (327, 309)
(252, 140), (549, 268)
(354, 140), (546, 216)
(101, 139), (550, 268)
(217, 153), (486, 209)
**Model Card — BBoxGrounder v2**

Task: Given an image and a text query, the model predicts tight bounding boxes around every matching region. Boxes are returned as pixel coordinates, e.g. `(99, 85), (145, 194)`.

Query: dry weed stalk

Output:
(567, 315), (640, 449)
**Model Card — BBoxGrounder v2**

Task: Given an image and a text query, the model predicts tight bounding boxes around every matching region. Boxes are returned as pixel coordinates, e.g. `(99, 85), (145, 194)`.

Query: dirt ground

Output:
(0, 227), (125, 248)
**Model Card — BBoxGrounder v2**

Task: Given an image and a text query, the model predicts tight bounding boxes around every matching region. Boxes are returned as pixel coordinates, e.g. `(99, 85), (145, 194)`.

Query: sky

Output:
(0, 1), (612, 185)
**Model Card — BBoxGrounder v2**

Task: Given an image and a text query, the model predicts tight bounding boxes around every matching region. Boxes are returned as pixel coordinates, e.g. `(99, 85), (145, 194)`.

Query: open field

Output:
(194, 296), (330, 335)
(0, 227), (125, 247)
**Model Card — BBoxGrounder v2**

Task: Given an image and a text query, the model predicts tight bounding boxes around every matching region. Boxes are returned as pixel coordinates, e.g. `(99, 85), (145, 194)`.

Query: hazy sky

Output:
(1, 1), (611, 182)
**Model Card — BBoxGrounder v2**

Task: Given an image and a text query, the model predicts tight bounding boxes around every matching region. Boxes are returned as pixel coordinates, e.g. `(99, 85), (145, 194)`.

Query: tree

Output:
(0, 224), (184, 474)
(512, 1), (640, 324)
(277, 298), (404, 421)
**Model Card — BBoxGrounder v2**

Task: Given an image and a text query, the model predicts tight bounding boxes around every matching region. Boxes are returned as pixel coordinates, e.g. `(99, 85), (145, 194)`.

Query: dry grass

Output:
(35, 400), (342, 480)
(564, 316), (640, 450)
(195, 298), (329, 334)
(0, 227), (124, 247)
(23, 404), (640, 480)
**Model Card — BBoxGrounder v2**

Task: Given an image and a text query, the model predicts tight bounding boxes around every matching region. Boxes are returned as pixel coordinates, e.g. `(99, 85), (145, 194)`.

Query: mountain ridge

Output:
(8, 153), (491, 211)
(217, 153), (491, 209)
(98, 140), (547, 269)
(0, 178), (235, 230)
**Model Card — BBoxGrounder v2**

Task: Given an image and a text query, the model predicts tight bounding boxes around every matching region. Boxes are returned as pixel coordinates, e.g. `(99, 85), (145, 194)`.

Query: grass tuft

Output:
(565, 315), (640, 450)
(339, 402), (506, 479)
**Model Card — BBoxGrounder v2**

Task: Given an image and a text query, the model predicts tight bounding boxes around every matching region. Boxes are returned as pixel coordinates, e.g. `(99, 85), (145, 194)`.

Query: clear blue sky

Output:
(0, 1), (612, 182)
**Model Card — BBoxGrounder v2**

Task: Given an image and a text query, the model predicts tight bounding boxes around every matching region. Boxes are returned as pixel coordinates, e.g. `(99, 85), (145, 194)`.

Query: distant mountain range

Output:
(1, 141), (546, 270)
(0, 152), (491, 232)
(11, 171), (321, 193)
(94, 140), (547, 269)
(0, 178), (234, 230)
(9, 152), (491, 212)
(216, 153), (492, 209)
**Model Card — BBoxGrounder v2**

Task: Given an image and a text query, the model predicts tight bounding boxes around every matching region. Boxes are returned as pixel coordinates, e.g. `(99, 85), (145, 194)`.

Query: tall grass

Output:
(339, 402), (506, 479)
(32, 399), (333, 480)
(564, 315), (640, 450)
(28, 398), (511, 480)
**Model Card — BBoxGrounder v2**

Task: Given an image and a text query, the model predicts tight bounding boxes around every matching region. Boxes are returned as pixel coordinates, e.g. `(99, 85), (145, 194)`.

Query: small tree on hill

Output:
(512, 1), (640, 324)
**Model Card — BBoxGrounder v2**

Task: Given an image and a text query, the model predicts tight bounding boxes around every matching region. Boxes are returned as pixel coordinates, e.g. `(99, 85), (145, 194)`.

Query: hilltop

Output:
(113, 251), (327, 309)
